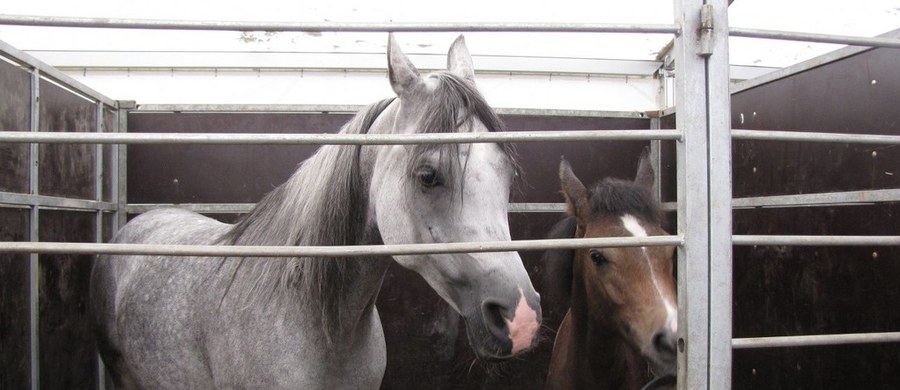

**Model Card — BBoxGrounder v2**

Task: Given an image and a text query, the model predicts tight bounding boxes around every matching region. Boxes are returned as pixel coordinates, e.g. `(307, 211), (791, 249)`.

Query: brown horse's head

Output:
(548, 151), (677, 377)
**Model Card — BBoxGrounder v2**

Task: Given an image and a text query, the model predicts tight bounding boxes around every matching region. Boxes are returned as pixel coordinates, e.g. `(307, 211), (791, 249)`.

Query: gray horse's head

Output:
(364, 35), (541, 360)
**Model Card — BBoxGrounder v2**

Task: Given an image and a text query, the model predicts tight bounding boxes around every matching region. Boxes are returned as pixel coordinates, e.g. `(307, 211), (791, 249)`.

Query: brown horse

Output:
(543, 152), (677, 390)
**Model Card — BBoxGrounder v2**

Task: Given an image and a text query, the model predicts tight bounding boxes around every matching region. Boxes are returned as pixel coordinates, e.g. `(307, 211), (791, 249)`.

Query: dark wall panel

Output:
(732, 48), (900, 197)
(38, 210), (97, 390)
(127, 112), (353, 204)
(730, 47), (900, 389)
(38, 80), (97, 200)
(0, 59), (31, 194)
(0, 207), (31, 389)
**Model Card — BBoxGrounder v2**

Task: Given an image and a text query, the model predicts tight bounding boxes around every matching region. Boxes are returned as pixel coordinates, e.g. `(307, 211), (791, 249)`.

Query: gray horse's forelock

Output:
(217, 98), (393, 342)
(407, 73), (519, 179)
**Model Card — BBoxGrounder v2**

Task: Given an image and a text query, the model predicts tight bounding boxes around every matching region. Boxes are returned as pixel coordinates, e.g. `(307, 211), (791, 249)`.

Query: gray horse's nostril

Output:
(481, 300), (510, 340)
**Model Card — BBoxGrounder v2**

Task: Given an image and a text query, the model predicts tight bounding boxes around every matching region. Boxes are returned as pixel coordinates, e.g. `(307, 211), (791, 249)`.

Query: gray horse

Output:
(91, 35), (541, 389)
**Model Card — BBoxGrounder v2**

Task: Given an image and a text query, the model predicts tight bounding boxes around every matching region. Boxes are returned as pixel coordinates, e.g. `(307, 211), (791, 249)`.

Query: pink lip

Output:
(506, 288), (539, 354)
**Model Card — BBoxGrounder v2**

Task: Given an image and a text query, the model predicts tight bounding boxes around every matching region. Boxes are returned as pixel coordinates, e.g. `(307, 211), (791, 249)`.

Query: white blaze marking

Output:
(620, 214), (678, 333)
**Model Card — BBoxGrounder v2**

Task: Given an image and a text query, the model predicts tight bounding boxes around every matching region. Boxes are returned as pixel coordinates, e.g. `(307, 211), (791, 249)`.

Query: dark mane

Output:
(587, 178), (663, 226)
(215, 97), (394, 342)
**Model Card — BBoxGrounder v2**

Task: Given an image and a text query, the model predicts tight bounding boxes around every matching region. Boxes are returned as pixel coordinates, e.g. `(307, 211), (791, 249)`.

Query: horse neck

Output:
(218, 100), (396, 344)
(568, 277), (651, 390)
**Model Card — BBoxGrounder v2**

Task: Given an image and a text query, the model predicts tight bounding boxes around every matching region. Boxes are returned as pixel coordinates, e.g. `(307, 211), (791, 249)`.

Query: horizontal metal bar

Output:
(731, 28), (900, 94)
(729, 27), (900, 49)
(0, 191), (117, 212)
(0, 39), (118, 107)
(0, 129), (682, 145)
(0, 235), (684, 257)
(126, 202), (568, 214)
(126, 203), (251, 214)
(43, 51), (664, 78)
(0, 15), (679, 34)
(732, 129), (900, 144)
(126, 187), (900, 216)
(733, 189), (900, 209)
(132, 104), (650, 119)
(733, 235), (900, 246)
(733, 332), (900, 349)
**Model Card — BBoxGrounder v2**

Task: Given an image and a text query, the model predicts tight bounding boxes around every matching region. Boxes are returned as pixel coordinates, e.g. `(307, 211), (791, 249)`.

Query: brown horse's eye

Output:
(589, 250), (607, 265)
(416, 167), (442, 188)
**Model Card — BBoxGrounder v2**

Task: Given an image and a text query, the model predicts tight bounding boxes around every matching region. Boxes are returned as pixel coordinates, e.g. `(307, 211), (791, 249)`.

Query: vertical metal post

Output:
(705, 1), (734, 389)
(674, 0), (733, 389)
(28, 68), (41, 390)
(115, 101), (134, 231)
(94, 103), (106, 390)
(648, 117), (663, 201)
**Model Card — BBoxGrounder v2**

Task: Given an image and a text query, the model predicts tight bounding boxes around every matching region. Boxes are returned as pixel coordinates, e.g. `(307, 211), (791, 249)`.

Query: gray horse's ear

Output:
(559, 157), (591, 223)
(387, 33), (423, 97)
(447, 35), (475, 83)
(634, 148), (655, 191)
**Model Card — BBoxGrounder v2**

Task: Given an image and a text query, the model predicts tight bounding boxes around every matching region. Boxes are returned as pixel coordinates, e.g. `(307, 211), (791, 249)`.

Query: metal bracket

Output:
(698, 4), (714, 57)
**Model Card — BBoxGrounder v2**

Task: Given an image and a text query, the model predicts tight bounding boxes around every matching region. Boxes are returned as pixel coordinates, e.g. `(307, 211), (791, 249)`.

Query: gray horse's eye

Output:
(416, 166), (442, 188)
(589, 249), (608, 266)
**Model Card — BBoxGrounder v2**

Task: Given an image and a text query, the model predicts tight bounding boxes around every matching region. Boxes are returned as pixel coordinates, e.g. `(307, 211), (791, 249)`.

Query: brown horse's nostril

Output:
(653, 328), (677, 357)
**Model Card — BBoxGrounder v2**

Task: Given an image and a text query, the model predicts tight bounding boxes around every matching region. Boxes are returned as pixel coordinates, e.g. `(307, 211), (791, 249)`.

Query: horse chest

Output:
(546, 310), (650, 390)
(203, 302), (387, 389)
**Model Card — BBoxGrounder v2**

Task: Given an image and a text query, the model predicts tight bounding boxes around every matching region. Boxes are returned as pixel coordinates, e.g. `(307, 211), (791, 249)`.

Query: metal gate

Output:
(1, 1), (899, 389)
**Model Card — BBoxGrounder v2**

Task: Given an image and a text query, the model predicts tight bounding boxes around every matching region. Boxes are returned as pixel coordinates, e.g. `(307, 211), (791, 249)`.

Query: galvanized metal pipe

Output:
(117, 187), (900, 215)
(134, 104), (649, 119)
(733, 235), (900, 246)
(730, 27), (900, 49)
(0, 192), (118, 212)
(732, 189), (900, 209)
(732, 129), (900, 144)
(27, 67), (41, 390)
(0, 129), (683, 145)
(0, 15), (680, 34)
(0, 39), (118, 108)
(733, 332), (900, 349)
(124, 202), (568, 214)
(0, 235), (684, 257)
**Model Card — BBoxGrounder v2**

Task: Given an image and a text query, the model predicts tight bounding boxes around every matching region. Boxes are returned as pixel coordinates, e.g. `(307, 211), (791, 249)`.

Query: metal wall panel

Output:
(730, 47), (900, 389)
(732, 48), (900, 198)
(37, 210), (97, 390)
(0, 58), (31, 194)
(0, 207), (31, 389)
(38, 79), (97, 200)
(127, 112), (353, 204)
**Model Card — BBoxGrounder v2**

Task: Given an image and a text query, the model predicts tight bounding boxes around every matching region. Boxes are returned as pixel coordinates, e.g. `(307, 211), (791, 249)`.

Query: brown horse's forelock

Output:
(588, 179), (664, 227)
(543, 179), (665, 306)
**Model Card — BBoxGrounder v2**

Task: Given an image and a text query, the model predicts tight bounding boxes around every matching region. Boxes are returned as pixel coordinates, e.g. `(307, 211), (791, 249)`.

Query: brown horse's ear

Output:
(633, 148), (655, 192)
(387, 33), (423, 98)
(559, 157), (591, 224)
